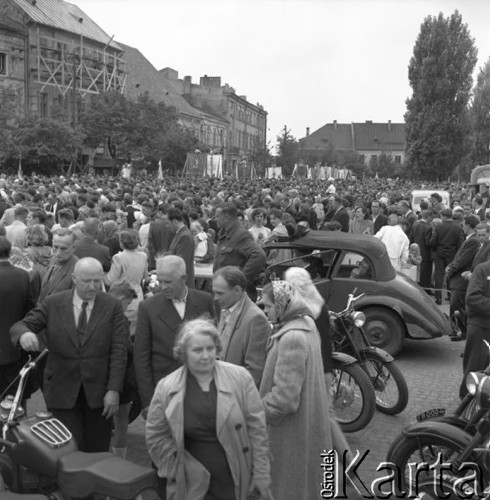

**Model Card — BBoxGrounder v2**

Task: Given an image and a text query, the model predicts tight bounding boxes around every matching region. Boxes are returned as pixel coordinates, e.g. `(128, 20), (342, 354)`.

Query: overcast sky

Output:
(72, 0), (490, 146)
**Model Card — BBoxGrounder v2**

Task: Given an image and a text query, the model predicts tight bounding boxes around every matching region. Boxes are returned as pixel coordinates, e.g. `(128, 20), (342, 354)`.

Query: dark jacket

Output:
(472, 239), (490, 271)
(411, 219), (432, 261)
(133, 289), (215, 408)
(324, 207), (349, 232)
(373, 214), (388, 235)
(73, 236), (111, 272)
(446, 234), (480, 291)
(429, 220), (464, 259)
(0, 262), (34, 365)
(167, 225), (195, 288)
(147, 219), (176, 269)
(10, 290), (127, 409)
(213, 222), (266, 284)
(466, 260), (490, 328)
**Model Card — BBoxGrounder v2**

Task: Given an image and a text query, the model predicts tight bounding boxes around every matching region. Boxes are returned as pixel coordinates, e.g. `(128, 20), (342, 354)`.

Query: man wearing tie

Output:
(10, 257), (127, 452)
(133, 255), (214, 412)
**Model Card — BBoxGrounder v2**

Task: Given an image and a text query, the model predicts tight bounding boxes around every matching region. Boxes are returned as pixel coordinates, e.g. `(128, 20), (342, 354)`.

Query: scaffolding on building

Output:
(32, 28), (126, 99)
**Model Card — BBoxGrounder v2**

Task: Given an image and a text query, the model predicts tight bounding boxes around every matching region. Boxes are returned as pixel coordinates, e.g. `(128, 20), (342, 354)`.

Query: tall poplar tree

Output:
(470, 58), (490, 166)
(405, 10), (477, 180)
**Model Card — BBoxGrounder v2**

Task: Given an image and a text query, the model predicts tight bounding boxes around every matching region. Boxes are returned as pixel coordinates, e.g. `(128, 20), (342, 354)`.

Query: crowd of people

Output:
(0, 169), (490, 499)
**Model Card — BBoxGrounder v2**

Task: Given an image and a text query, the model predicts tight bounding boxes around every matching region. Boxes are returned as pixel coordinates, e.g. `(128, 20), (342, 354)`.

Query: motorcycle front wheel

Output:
(361, 353), (409, 415)
(329, 362), (376, 433)
(386, 429), (482, 497)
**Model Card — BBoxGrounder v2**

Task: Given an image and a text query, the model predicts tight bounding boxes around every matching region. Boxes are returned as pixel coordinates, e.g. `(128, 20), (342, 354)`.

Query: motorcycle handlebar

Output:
(31, 349), (48, 366)
(0, 437), (15, 449)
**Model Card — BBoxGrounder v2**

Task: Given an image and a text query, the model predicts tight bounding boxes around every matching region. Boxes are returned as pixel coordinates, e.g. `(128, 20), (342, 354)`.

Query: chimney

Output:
(388, 120), (392, 131)
(333, 120), (337, 130)
(306, 127), (310, 137)
(183, 75), (192, 94)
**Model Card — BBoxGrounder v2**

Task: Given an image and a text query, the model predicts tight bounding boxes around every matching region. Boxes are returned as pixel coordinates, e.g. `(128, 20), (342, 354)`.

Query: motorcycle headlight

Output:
(351, 311), (366, 328)
(475, 375), (490, 409)
(466, 372), (484, 396)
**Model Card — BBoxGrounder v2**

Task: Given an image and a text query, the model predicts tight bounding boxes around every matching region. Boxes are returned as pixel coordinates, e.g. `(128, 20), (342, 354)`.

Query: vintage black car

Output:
(263, 230), (453, 356)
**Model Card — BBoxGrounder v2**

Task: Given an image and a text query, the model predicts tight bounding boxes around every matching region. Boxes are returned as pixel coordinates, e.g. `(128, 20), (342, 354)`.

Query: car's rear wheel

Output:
(363, 307), (404, 357)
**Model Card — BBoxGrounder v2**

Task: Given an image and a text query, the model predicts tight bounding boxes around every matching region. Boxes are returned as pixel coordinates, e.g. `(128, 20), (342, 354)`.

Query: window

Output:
(40, 93), (48, 118)
(335, 252), (374, 280)
(0, 52), (6, 75)
(395, 155), (402, 164)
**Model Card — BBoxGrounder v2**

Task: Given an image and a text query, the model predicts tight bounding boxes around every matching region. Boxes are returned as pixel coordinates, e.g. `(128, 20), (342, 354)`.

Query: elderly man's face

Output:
(73, 264), (103, 301)
(156, 265), (186, 300)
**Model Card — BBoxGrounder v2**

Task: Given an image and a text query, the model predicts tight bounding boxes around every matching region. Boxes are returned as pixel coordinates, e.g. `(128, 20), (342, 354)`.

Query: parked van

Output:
(411, 190), (450, 213)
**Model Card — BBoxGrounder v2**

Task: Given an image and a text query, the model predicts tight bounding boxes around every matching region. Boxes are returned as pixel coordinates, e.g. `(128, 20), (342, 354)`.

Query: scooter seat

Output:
(0, 495), (48, 500)
(57, 451), (157, 499)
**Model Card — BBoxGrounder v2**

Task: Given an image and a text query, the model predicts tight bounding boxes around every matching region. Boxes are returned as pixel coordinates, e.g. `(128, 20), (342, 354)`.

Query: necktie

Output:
(77, 301), (88, 338)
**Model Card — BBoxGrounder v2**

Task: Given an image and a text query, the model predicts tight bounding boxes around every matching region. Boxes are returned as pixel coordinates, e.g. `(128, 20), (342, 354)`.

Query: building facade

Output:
(301, 120), (406, 166)
(0, 0), (125, 124)
(162, 71), (268, 172)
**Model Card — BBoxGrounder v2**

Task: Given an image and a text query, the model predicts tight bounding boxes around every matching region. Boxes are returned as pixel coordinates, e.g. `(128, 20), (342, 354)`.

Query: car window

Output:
(265, 248), (338, 282)
(334, 252), (374, 280)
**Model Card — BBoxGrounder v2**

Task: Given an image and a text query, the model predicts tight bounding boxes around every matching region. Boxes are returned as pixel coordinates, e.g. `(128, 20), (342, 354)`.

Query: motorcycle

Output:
(331, 290), (409, 417)
(329, 351), (376, 433)
(386, 369), (490, 498)
(0, 350), (159, 500)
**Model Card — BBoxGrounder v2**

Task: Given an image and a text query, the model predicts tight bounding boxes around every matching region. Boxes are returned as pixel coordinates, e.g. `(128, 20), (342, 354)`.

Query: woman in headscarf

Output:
(284, 267), (352, 464)
(259, 280), (332, 500)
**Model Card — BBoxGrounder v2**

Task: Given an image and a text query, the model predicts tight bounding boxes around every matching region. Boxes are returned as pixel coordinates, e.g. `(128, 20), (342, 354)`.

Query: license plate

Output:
(416, 408), (446, 422)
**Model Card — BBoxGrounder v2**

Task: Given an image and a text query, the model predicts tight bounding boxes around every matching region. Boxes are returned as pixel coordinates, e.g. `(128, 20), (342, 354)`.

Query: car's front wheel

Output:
(363, 307), (404, 356)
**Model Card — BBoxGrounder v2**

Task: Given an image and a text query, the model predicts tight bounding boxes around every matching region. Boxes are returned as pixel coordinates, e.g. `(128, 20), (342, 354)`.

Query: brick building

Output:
(162, 70), (268, 171)
(301, 120), (406, 166)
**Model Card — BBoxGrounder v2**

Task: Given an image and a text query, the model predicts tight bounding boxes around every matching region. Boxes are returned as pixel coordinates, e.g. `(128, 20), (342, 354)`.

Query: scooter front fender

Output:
(360, 346), (394, 362)
(402, 420), (472, 445)
(331, 351), (357, 366)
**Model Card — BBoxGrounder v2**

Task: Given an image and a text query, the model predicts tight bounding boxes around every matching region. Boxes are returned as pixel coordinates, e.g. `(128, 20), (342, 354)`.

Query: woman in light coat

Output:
(146, 319), (272, 500)
(104, 229), (148, 335)
(260, 280), (333, 500)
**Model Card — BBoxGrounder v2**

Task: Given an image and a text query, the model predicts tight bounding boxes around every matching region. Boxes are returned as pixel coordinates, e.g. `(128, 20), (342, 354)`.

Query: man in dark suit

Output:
(212, 266), (270, 386)
(371, 200), (388, 235)
(429, 209), (465, 304)
(411, 210), (434, 291)
(73, 218), (111, 272)
(324, 195), (349, 232)
(0, 237), (35, 396)
(11, 257), (127, 452)
(166, 207), (195, 288)
(213, 202), (266, 301)
(445, 214), (480, 340)
(133, 255), (214, 411)
(147, 205), (176, 270)
(39, 228), (78, 304)
(398, 200), (418, 239)
(460, 259), (490, 398)
(471, 223), (490, 271)
(473, 196), (486, 221)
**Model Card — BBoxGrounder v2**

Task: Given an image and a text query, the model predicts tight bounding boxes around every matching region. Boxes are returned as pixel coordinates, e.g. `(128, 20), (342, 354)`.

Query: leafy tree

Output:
(276, 126), (299, 176)
(405, 10), (477, 180)
(14, 115), (85, 175)
(470, 58), (490, 166)
(79, 91), (136, 159)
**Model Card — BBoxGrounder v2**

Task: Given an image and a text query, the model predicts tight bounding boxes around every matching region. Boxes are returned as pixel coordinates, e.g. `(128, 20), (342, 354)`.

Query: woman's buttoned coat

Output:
(260, 315), (333, 500)
(146, 361), (270, 500)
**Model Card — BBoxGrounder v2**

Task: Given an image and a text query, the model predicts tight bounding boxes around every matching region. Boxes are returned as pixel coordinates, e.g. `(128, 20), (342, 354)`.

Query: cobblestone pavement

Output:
(26, 305), (464, 497)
